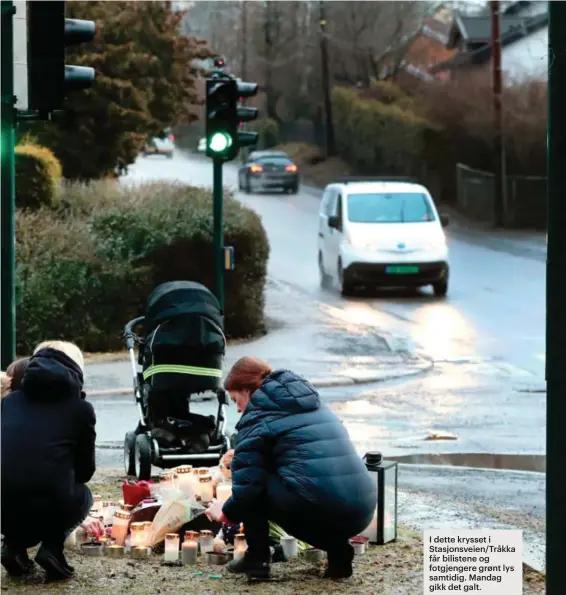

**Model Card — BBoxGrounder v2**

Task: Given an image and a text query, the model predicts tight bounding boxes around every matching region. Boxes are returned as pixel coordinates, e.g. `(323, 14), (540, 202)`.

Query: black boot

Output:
(324, 543), (354, 579)
(35, 546), (73, 582)
(226, 552), (270, 579)
(1, 546), (34, 577)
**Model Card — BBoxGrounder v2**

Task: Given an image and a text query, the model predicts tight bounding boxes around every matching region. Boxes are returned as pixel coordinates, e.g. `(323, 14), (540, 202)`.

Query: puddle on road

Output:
(389, 452), (545, 473)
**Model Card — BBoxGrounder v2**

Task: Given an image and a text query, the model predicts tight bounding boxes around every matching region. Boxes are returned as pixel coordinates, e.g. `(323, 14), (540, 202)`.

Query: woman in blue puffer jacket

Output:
(206, 357), (376, 580)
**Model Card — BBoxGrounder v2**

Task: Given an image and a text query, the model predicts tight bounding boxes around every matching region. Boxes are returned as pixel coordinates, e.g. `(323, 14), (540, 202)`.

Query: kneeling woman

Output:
(207, 357), (376, 580)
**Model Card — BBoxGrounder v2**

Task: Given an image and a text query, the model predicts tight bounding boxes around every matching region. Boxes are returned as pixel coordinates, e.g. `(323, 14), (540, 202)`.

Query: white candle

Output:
(175, 466), (195, 498)
(215, 482), (232, 504)
(141, 522), (152, 548)
(111, 511), (131, 546)
(198, 475), (214, 503)
(164, 533), (180, 562)
(181, 541), (198, 565)
(160, 471), (178, 498)
(234, 534), (247, 561)
(130, 522), (145, 547)
(199, 530), (214, 554)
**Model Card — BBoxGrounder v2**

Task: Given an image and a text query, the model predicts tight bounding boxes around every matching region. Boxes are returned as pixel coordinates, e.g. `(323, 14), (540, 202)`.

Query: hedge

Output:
(16, 181), (270, 353)
(331, 86), (432, 175)
(15, 143), (62, 210)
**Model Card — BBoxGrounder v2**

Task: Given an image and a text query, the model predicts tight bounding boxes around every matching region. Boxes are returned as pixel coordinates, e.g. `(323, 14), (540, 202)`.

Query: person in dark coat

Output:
(206, 356), (376, 580)
(1, 343), (102, 581)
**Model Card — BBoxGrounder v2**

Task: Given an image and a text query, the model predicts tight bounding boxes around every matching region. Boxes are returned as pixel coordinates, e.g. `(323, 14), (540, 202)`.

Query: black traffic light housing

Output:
(236, 81), (259, 150)
(27, 0), (96, 113)
(205, 76), (260, 162)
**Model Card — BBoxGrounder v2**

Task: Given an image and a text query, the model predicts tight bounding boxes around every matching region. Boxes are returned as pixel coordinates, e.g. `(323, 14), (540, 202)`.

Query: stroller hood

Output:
(146, 281), (223, 333)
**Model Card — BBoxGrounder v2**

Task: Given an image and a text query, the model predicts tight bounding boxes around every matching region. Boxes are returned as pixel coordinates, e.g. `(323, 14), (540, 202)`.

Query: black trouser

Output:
(239, 476), (368, 563)
(2, 485), (93, 552)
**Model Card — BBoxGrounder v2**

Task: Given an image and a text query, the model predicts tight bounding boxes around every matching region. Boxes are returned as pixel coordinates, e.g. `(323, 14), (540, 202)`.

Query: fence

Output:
(456, 163), (547, 229)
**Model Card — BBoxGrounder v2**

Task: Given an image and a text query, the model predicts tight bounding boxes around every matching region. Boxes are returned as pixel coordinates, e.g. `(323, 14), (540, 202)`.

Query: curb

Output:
(85, 359), (433, 398)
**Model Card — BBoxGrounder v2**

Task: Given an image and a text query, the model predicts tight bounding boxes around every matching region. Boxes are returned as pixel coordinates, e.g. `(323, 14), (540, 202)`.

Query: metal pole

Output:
(490, 1), (505, 227)
(240, 0), (247, 81)
(318, 1), (335, 157)
(212, 158), (224, 311)
(1, 0), (16, 368)
(546, 3), (566, 593)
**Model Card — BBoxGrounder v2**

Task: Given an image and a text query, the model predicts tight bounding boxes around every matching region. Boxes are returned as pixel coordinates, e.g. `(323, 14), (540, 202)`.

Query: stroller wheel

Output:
(134, 434), (153, 481)
(124, 431), (137, 476)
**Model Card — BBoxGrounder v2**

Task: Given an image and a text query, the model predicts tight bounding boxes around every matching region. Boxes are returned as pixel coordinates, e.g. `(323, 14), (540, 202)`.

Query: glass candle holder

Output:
(234, 534), (247, 561)
(164, 533), (180, 562)
(199, 530), (214, 554)
(215, 482), (232, 504)
(93, 494), (102, 506)
(184, 530), (199, 543)
(198, 475), (214, 503)
(181, 539), (198, 565)
(141, 521), (152, 548)
(99, 536), (115, 550)
(111, 511), (131, 546)
(106, 544), (125, 559)
(130, 522), (145, 547)
(175, 465), (194, 497)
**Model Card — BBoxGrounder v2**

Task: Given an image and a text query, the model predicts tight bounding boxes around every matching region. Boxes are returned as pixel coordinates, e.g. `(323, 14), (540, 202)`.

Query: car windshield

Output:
(346, 192), (435, 223)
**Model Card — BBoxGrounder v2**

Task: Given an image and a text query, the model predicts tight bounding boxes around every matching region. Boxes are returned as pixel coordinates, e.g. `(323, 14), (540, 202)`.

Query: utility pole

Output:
(318, 1), (335, 157)
(489, 0), (506, 227)
(1, 0), (16, 369)
(240, 0), (247, 81)
(546, 3), (566, 594)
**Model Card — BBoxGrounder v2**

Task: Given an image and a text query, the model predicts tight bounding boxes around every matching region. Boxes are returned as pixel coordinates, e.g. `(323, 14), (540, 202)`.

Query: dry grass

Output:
(2, 469), (546, 595)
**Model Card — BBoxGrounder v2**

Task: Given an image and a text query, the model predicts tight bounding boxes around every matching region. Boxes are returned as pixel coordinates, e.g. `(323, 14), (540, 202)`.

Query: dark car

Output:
(238, 151), (299, 194)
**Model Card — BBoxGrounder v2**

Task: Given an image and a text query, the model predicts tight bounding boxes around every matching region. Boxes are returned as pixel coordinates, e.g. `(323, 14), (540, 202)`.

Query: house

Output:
(429, 1), (548, 84)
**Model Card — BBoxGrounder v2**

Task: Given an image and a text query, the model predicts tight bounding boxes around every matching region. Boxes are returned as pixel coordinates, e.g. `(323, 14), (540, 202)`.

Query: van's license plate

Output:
(385, 266), (419, 274)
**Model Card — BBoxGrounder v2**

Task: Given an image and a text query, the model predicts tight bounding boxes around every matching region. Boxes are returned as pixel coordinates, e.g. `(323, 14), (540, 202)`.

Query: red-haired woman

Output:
(206, 356), (376, 580)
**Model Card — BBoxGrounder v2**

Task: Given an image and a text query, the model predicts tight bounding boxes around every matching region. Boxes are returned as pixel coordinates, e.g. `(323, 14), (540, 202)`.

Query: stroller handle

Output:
(124, 316), (145, 350)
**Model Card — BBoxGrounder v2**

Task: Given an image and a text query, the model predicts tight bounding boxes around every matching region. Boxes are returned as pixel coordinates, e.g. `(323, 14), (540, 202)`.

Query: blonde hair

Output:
(34, 341), (84, 371)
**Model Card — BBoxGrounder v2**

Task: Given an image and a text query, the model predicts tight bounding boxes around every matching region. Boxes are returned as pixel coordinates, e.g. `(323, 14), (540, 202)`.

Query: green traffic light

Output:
(209, 132), (233, 154)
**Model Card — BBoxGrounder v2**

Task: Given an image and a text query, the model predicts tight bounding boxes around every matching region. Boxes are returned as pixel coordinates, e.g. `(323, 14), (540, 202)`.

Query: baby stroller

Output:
(123, 280), (231, 480)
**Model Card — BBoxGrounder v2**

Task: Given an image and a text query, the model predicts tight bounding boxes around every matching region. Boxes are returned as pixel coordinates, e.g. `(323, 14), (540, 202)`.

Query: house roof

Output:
(447, 13), (532, 48)
(432, 10), (548, 74)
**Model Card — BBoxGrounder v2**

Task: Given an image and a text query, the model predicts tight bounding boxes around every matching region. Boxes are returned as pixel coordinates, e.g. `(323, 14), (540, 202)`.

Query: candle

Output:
(160, 471), (178, 500)
(175, 466), (195, 498)
(131, 546), (150, 559)
(130, 522), (145, 547)
(215, 482), (232, 504)
(234, 534), (247, 561)
(141, 522), (152, 548)
(93, 494), (102, 506)
(111, 511), (131, 546)
(164, 533), (180, 562)
(198, 475), (214, 503)
(181, 541), (198, 565)
(199, 530), (214, 554)
(106, 545), (125, 558)
(101, 502), (113, 525)
(99, 536), (115, 550)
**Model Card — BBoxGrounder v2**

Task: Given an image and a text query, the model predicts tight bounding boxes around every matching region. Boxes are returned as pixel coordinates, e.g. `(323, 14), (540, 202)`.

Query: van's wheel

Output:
(338, 260), (354, 296)
(432, 280), (448, 297)
(124, 431), (137, 476)
(319, 253), (331, 288)
(134, 434), (153, 480)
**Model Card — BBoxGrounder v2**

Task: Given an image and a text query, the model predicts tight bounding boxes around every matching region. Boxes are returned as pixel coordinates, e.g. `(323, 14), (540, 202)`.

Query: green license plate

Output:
(385, 265), (420, 274)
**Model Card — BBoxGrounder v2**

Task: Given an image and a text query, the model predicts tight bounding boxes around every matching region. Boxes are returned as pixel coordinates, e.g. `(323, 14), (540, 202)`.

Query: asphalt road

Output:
(125, 150), (546, 381)
(114, 150), (546, 568)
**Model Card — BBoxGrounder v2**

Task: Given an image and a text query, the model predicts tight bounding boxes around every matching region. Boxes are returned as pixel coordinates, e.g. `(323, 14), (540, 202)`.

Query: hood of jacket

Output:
(21, 348), (85, 402)
(240, 370), (320, 423)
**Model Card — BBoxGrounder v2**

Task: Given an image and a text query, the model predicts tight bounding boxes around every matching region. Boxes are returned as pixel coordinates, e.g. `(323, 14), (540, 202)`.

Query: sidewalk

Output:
(85, 279), (432, 397)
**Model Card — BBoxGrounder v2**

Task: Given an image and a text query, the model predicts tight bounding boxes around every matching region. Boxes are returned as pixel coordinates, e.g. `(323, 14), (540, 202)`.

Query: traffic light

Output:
(236, 81), (259, 150)
(27, 1), (96, 113)
(205, 77), (237, 160)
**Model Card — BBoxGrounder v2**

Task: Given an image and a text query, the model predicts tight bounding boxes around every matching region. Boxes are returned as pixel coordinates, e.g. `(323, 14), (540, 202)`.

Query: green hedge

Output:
(332, 86), (432, 175)
(15, 143), (62, 210)
(16, 181), (270, 353)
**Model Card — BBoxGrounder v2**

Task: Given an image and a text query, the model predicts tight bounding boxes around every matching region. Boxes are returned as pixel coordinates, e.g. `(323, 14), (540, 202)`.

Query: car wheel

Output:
(319, 252), (332, 288)
(338, 260), (354, 296)
(432, 280), (448, 297)
(245, 176), (252, 194)
(124, 431), (137, 476)
(134, 434), (153, 481)
(166, 152), (173, 159)
(238, 174), (243, 191)
(287, 184), (298, 194)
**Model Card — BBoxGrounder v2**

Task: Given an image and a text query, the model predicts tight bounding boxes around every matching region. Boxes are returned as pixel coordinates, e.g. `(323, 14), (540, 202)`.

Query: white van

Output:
(317, 178), (450, 296)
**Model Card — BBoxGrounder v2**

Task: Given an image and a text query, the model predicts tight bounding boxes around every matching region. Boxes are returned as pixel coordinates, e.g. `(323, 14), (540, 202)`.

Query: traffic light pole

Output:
(213, 159), (224, 311)
(546, 3), (566, 593)
(1, 0), (16, 368)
